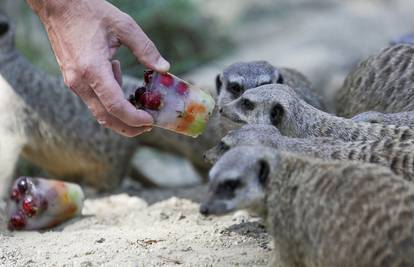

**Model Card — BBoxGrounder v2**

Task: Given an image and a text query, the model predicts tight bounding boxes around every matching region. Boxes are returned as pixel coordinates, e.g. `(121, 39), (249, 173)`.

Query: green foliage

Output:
(13, 0), (231, 75)
(109, 0), (232, 75)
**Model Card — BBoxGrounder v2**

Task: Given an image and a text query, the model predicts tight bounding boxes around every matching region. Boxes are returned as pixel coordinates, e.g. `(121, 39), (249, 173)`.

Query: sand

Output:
(0, 184), (272, 267)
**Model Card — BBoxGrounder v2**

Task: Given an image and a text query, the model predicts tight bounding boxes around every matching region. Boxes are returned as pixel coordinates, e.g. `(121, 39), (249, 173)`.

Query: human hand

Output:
(27, 0), (170, 136)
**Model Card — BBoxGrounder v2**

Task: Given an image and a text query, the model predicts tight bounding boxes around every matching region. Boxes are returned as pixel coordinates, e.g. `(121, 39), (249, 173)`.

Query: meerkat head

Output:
(204, 124), (282, 164)
(351, 111), (385, 124)
(215, 61), (284, 108)
(0, 11), (15, 56)
(200, 146), (276, 217)
(219, 84), (303, 135)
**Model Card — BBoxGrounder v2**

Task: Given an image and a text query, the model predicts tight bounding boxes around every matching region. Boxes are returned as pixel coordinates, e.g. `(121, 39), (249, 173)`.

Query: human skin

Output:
(26, 0), (170, 137)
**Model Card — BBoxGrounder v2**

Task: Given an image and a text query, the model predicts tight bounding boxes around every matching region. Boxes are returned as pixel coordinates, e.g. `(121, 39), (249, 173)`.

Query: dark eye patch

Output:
(218, 141), (230, 153)
(270, 103), (285, 126)
(222, 180), (241, 191)
(227, 82), (244, 97)
(215, 179), (242, 199)
(240, 98), (255, 111)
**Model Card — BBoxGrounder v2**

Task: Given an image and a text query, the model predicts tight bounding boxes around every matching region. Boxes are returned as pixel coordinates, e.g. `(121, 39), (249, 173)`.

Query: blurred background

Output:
(1, 0), (414, 186)
(2, 0), (414, 102)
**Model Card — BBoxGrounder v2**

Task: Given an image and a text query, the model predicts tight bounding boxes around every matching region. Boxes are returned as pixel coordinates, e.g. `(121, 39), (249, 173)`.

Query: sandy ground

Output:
(0, 184), (272, 267)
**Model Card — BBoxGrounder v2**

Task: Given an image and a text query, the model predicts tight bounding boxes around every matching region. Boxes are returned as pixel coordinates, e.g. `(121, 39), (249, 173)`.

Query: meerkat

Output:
(216, 61), (325, 111)
(204, 124), (414, 181)
(220, 84), (414, 143)
(201, 146), (414, 267)
(336, 44), (414, 118)
(351, 110), (414, 127)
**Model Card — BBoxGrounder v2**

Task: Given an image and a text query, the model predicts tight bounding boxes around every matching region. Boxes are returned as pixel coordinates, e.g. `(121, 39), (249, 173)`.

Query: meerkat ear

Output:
(215, 74), (222, 95)
(270, 103), (285, 126)
(0, 21), (9, 36)
(274, 69), (284, 84)
(258, 160), (270, 186)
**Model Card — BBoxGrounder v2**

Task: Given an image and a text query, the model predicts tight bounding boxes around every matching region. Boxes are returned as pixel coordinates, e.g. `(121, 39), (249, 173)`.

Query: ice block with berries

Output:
(129, 70), (215, 137)
(7, 176), (84, 230)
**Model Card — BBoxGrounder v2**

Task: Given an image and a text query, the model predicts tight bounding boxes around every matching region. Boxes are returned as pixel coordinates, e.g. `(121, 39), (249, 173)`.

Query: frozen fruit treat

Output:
(7, 176), (84, 230)
(129, 70), (215, 137)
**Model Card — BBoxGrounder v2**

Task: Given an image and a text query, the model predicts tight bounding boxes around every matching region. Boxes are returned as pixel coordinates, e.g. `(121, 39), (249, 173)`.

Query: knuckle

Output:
(88, 104), (106, 121)
(106, 100), (124, 115)
(77, 61), (93, 81)
(142, 39), (157, 57)
(63, 71), (81, 91)
(122, 15), (136, 29)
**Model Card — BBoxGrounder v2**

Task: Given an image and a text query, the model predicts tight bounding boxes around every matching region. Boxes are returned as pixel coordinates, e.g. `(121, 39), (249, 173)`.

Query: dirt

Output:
(0, 184), (272, 267)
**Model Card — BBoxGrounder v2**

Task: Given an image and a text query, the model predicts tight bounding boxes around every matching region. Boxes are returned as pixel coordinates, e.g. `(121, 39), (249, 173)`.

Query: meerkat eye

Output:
(227, 82), (244, 97)
(0, 22), (9, 36)
(258, 160), (270, 186)
(276, 74), (284, 84)
(222, 180), (241, 191)
(240, 98), (255, 111)
(270, 103), (285, 126)
(218, 141), (230, 153)
(215, 74), (222, 94)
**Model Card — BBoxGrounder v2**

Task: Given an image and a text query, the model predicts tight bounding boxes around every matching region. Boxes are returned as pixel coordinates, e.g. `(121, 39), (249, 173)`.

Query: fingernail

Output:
(137, 110), (154, 125)
(155, 57), (170, 72)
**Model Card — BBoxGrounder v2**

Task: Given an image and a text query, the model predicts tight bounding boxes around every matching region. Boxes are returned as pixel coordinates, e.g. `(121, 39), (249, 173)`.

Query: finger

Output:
(85, 60), (154, 127)
(116, 16), (170, 72)
(74, 86), (152, 137)
(111, 59), (123, 86)
(106, 121), (152, 137)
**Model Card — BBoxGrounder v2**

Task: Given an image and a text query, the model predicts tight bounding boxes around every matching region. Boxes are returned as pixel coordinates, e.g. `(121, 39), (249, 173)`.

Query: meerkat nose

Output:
(219, 108), (223, 114)
(199, 204), (210, 216)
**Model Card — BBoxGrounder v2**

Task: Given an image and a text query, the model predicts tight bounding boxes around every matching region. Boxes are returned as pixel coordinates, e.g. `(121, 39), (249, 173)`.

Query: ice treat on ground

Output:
(7, 176), (84, 230)
(129, 70), (215, 137)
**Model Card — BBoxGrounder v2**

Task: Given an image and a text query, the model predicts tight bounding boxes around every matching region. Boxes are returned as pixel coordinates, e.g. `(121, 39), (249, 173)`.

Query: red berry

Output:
(17, 177), (28, 193)
(22, 195), (37, 217)
(176, 82), (188, 95)
(9, 212), (26, 230)
(139, 91), (162, 110)
(10, 189), (21, 201)
(135, 86), (146, 100)
(144, 70), (154, 84)
(160, 73), (174, 87)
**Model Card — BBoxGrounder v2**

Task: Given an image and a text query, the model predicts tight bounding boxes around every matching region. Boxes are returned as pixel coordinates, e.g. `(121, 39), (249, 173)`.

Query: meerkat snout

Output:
(220, 84), (294, 128)
(201, 147), (271, 216)
(199, 203), (210, 216)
